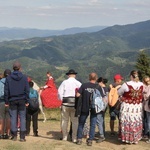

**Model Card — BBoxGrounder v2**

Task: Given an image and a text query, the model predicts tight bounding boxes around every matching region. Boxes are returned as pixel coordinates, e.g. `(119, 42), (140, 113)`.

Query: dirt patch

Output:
(0, 113), (150, 150)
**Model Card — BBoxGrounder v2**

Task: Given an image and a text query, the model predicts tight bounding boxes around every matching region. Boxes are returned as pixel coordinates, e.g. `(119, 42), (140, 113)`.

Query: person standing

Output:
(0, 69), (11, 139)
(26, 81), (39, 137)
(142, 76), (150, 143)
(76, 72), (98, 146)
(58, 69), (81, 143)
(108, 74), (123, 136)
(4, 61), (29, 142)
(96, 77), (109, 143)
(40, 72), (61, 108)
(118, 70), (143, 144)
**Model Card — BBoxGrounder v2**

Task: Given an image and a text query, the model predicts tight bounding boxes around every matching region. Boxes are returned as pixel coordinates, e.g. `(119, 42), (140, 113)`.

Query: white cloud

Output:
(0, 0), (149, 29)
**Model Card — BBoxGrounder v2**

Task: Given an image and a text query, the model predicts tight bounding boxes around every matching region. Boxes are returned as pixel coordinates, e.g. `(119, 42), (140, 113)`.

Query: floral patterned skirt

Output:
(119, 102), (143, 144)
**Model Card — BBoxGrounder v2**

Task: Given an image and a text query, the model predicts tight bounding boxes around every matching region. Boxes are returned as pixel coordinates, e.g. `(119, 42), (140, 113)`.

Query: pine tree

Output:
(135, 51), (150, 80)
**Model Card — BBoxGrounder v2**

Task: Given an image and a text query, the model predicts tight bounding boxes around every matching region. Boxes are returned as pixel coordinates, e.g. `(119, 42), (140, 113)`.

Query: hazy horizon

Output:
(0, 0), (149, 30)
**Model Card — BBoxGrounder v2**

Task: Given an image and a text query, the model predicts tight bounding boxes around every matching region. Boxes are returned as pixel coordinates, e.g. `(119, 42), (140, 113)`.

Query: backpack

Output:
(90, 88), (105, 114)
(0, 78), (5, 99)
(108, 84), (121, 107)
(28, 89), (39, 111)
(101, 87), (108, 110)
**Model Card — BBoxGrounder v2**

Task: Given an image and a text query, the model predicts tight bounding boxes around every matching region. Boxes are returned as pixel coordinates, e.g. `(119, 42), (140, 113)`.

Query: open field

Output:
(0, 109), (150, 150)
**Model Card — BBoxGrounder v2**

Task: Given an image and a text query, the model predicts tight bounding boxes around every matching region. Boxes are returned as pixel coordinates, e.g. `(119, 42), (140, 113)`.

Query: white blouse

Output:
(118, 80), (143, 96)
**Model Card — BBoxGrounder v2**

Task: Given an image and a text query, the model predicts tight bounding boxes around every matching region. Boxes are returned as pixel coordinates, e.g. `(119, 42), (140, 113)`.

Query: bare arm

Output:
(76, 92), (81, 97)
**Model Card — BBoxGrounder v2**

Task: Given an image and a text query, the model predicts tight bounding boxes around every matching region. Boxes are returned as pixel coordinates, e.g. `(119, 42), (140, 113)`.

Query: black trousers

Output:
(26, 108), (39, 134)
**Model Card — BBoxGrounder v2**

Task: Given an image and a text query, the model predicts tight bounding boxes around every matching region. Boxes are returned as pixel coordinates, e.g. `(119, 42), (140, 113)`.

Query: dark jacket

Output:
(4, 71), (29, 104)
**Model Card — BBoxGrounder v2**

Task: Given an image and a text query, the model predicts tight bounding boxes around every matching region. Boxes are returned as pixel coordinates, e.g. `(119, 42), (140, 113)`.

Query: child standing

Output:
(26, 81), (39, 136)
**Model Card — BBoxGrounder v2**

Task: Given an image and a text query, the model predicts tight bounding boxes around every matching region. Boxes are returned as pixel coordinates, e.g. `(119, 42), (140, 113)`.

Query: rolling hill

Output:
(0, 20), (150, 86)
(0, 26), (107, 42)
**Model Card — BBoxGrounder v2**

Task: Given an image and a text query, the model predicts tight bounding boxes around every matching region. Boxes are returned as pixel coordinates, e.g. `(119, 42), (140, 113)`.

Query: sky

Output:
(0, 0), (149, 30)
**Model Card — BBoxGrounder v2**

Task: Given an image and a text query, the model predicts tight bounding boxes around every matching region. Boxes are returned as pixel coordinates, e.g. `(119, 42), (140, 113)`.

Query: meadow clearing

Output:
(0, 108), (149, 150)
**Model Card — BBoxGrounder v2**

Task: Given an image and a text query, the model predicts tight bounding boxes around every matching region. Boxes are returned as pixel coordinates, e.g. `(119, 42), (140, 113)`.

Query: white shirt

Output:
(58, 77), (81, 100)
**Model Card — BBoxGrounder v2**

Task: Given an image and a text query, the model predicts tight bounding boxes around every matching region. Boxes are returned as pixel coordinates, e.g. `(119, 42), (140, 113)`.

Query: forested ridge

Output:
(0, 20), (150, 86)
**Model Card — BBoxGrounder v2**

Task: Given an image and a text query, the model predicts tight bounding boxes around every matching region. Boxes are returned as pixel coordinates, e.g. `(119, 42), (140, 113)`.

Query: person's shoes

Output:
(142, 135), (148, 140)
(96, 137), (105, 143)
(86, 139), (92, 146)
(0, 135), (3, 139)
(20, 138), (26, 142)
(76, 139), (82, 145)
(72, 139), (77, 143)
(3, 134), (10, 139)
(11, 136), (17, 141)
(146, 139), (150, 143)
(62, 137), (67, 141)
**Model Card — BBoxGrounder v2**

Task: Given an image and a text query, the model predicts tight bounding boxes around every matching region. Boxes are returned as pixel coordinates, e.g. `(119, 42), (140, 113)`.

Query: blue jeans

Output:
(97, 111), (105, 137)
(77, 112), (97, 140)
(9, 100), (26, 139)
(146, 111), (150, 137)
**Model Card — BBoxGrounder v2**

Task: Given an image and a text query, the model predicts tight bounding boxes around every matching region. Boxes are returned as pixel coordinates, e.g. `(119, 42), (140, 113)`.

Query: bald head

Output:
(89, 72), (98, 81)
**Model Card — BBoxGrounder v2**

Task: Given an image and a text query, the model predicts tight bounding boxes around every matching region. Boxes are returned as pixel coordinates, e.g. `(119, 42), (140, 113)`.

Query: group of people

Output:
(58, 69), (150, 146)
(0, 62), (62, 142)
(0, 62), (150, 146)
(0, 62), (29, 141)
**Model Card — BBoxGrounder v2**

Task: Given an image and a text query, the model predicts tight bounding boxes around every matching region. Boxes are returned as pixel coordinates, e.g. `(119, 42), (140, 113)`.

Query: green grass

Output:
(39, 107), (61, 121)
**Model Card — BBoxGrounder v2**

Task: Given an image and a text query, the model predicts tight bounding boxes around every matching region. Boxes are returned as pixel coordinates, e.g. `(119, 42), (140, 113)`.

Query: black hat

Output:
(66, 69), (77, 75)
(4, 69), (11, 77)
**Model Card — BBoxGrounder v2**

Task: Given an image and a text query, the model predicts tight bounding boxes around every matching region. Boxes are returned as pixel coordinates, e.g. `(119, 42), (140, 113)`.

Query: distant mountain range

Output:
(0, 20), (150, 85)
(0, 26), (107, 42)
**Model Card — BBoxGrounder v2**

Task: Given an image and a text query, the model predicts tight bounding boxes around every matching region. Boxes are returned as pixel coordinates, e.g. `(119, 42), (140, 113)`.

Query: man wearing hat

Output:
(108, 74), (123, 137)
(4, 61), (29, 142)
(58, 69), (81, 143)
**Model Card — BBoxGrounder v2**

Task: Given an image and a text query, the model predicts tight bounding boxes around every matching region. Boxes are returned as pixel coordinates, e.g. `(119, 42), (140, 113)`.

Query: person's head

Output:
(66, 69), (77, 78)
(13, 61), (21, 71)
(46, 71), (51, 78)
(143, 76), (150, 85)
(97, 77), (108, 85)
(4, 69), (11, 77)
(130, 70), (139, 82)
(27, 77), (32, 82)
(89, 72), (98, 82)
(114, 74), (123, 84)
(29, 81), (34, 88)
